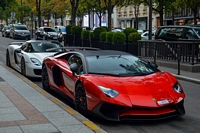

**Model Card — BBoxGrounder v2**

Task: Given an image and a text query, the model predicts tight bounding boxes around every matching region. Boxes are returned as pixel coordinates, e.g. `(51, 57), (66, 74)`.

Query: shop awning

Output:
(118, 18), (133, 20)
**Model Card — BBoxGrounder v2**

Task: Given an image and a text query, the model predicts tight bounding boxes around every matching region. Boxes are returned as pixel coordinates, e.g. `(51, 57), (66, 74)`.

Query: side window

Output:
(67, 55), (83, 75)
(21, 43), (29, 51)
(158, 27), (183, 38)
(185, 29), (197, 39)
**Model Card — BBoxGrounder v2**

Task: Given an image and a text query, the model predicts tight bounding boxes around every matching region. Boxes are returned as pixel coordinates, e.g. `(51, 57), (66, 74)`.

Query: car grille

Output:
(34, 69), (42, 75)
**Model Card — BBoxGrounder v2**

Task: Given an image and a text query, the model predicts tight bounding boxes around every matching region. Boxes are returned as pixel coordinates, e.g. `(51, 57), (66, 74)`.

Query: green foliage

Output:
(93, 27), (107, 38)
(81, 30), (90, 39)
(100, 32), (107, 42)
(89, 31), (94, 39)
(66, 24), (74, 35)
(128, 32), (142, 44)
(101, 26), (108, 31)
(113, 32), (126, 44)
(123, 27), (137, 37)
(71, 26), (82, 36)
(106, 32), (115, 43)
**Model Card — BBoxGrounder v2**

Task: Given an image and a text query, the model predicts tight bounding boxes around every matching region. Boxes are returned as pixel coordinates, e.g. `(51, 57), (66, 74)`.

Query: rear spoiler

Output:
(46, 46), (101, 52)
(8, 42), (24, 46)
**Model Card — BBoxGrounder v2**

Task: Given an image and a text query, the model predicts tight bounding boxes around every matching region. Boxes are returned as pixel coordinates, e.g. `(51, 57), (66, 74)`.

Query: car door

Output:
(62, 54), (84, 98)
(15, 43), (28, 66)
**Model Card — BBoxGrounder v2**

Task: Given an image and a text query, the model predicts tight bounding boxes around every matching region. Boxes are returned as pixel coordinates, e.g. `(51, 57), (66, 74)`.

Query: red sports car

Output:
(41, 47), (185, 121)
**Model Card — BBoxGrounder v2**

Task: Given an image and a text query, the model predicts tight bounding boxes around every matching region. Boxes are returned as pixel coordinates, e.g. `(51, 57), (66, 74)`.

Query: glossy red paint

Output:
(42, 52), (185, 121)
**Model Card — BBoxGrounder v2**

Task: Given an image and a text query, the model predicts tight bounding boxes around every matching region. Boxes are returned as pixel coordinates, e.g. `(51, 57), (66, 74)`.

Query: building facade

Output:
(115, 5), (160, 30)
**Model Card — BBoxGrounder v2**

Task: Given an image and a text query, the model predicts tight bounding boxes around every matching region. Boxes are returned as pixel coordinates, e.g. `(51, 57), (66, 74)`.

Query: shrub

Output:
(101, 26), (108, 31)
(100, 32), (107, 42)
(81, 30), (90, 39)
(89, 32), (94, 39)
(66, 24), (74, 35)
(106, 32), (115, 43)
(128, 32), (142, 44)
(113, 32), (126, 44)
(71, 26), (82, 36)
(93, 27), (107, 38)
(123, 27), (137, 37)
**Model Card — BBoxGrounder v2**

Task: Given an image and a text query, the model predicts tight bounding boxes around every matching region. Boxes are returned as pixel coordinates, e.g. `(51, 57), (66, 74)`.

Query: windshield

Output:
(30, 42), (63, 52)
(44, 28), (57, 32)
(86, 55), (159, 76)
(14, 26), (28, 30)
(193, 28), (200, 36)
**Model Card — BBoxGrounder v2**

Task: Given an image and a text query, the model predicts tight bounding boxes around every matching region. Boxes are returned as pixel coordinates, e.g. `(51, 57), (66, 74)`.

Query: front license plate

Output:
(157, 100), (169, 105)
(53, 37), (57, 39)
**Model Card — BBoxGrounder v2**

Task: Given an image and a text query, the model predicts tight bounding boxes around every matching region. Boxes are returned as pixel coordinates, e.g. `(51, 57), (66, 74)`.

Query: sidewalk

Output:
(158, 66), (200, 84)
(0, 62), (106, 133)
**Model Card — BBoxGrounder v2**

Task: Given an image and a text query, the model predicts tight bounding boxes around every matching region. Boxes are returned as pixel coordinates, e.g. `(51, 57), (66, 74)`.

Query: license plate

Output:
(157, 100), (169, 105)
(53, 37), (57, 39)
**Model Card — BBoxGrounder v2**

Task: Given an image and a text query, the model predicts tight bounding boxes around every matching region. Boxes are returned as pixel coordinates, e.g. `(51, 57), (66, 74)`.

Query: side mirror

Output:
(15, 48), (22, 53)
(70, 63), (78, 75)
(148, 61), (158, 68)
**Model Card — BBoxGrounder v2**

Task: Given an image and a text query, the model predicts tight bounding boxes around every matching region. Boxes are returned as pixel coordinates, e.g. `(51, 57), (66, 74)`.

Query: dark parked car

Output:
(155, 25), (200, 41)
(9, 24), (31, 40)
(35, 27), (58, 40)
(2, 26), (10, 37)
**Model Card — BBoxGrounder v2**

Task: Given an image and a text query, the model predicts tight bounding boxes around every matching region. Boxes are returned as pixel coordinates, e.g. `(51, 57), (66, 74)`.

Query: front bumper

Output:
(91, 100), (185, 121)
(14, 34), (30, 39)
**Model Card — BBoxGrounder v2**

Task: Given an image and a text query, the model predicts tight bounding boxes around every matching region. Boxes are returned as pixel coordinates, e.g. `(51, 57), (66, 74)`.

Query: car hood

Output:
(27, 53), (55, 62)
(47, 32), (58, 35)
(15, 30), (30, 33)
(92, 72), (178, 107)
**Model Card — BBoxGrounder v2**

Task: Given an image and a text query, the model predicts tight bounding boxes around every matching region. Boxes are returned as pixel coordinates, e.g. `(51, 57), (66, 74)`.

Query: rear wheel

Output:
(41, 65), (50, 91)
(6, 51), (11, 67)
(21, 58), (26, 76)
(35, 34), (38, 40)
(75, 83), (88, 116)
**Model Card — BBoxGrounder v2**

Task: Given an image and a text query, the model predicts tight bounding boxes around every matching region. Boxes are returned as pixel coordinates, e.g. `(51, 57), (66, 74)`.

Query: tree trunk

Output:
(193, 9), (197, 25)
(159, 7), (164, 26)
(107, 6), (112, 31)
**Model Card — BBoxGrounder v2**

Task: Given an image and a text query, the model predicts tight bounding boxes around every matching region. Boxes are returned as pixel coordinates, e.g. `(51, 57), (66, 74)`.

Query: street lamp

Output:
(148, 0), (152, 40)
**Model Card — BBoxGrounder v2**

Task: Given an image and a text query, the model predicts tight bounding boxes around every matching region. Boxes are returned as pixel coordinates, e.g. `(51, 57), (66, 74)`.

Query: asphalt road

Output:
(0, 35), (200, 133)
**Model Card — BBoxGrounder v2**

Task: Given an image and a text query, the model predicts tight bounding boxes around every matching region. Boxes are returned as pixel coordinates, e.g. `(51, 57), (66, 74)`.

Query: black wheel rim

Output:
(75, 84), (87, 116)
(42, 65), (49, 91)
(6, 52), (10, 66)
(21, 59), (26, 76)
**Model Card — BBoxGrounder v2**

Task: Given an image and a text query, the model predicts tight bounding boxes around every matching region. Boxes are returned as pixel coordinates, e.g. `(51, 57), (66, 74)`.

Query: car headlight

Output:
(173, 82), (182, 93)
(30, 58), (42, 66)
(98, 85), (119, 98)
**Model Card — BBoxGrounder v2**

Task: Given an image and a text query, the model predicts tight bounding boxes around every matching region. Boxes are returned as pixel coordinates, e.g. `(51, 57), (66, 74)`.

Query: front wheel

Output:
(41, 65), (50, 91)
(75, 83), (88, 117)
(21, 58), (26, 76)
(6, 51), (11, 67)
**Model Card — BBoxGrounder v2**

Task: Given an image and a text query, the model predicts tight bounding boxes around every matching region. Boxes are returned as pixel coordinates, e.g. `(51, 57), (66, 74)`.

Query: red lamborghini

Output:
(41, 47), (185, 121)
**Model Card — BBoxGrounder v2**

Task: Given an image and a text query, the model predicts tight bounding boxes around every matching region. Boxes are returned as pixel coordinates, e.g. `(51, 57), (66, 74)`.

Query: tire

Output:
(41, 65), (50, 91)
(21, 58), (26, 76)
(35, 34), (38, 40)
(6, 51), (11, 67)
(75, 83), (88, 116)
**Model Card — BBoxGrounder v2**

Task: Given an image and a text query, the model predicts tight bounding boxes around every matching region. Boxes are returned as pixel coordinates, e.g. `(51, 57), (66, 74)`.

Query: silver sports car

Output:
(6, 40), (63, 78)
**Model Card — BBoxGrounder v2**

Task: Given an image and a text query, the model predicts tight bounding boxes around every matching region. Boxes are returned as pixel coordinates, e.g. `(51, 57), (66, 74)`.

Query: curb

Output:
(0, 62), (107, 133)
(173, 74), (200, 84)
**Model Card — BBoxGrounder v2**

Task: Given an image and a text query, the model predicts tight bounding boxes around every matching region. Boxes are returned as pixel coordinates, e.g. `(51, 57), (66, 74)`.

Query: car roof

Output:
(26, 40), (60, 44)
(158, 25), (200, 28)
(69, 49), (132, 57)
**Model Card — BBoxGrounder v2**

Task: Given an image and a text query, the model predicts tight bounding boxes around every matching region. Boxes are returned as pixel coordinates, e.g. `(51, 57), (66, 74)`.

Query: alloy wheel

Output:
(6, 51), (11, 67)
(21, 58), (26, 76)
(75, 83), (88, 116)
(41, 65), (50, 91)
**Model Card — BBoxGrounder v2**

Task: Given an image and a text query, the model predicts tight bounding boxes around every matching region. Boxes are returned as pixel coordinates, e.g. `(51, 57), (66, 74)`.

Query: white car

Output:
(141, 30), (156, 40)
(6, 40), (63, 78)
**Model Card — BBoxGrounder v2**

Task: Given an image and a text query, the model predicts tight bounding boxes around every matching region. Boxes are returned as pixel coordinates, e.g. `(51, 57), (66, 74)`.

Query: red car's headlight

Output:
(98, 85), (119, 98)
(173, 82), (183, 94)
